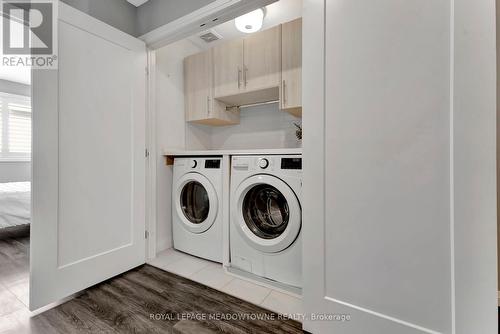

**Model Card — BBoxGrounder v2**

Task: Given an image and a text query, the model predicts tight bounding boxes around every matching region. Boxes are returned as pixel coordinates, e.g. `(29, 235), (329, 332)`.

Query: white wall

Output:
(209, 103), (301, 150)
(155, 39), (206, 252)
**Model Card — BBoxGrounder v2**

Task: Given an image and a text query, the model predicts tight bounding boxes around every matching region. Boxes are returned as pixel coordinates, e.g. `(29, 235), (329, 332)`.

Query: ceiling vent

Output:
(198, 30), (222, 43)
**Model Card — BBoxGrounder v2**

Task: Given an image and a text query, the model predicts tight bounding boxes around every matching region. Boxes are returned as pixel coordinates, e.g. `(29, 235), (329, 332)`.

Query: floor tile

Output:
(221, 278), (271, 305)
(159, 255), (211, 278)
(149, 248), (189, 268)
(6, 279), (29, 307)
(0, 309), (33, 334)
(189, 263), (234, 289)
(0, 288), (25, 317)
(260, 290), (303, 317)
(0, 312), (21, 333)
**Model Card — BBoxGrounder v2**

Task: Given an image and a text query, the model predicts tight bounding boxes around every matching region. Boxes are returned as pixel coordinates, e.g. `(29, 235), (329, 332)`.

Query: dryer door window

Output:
(233, 174), (301, 253)
(180, 181), (209, 224)
(242, 184), (289, 239)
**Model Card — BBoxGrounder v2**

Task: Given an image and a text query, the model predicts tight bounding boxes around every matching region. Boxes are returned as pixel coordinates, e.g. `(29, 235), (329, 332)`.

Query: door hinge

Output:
(145, 67), (149, 76)
(145, 148), (149, 158)
(145, 230), (149, 239)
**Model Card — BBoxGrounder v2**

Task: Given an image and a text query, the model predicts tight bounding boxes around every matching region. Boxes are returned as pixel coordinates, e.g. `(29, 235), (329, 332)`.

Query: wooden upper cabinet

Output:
(213, 39), (244, 99)
(185, 19), (301, 125)
(185, 50), (240, 126)
(213, 25), (281, 106)
(281, 18), (302, 116)
(184, 51), (211, 122)
(243, 25), (281, 93)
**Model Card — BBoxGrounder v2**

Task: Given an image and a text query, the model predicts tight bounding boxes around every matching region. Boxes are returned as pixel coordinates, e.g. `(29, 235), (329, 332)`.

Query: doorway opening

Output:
(0, 66), (32, 316)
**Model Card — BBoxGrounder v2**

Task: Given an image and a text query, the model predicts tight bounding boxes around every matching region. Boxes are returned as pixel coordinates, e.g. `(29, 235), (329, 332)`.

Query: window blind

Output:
(0, 92), (31, 160)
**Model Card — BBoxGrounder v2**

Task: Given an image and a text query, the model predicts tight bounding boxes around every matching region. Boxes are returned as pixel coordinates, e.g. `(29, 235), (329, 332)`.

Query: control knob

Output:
(258, 158), (269, 169)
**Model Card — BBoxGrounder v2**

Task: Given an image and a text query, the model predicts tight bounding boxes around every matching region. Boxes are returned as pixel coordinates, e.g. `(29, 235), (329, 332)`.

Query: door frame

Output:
(143, 0), (280, 261)
(302, 0), (497, 333)
(145, 49), (157, 260)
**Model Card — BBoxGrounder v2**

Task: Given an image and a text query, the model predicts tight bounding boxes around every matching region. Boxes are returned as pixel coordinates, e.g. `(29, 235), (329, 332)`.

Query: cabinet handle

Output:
(244, 66), (248, 86)
(237, 67), (242, 89)
(207, 96), (210, 115)
(282, 80), (286, 106)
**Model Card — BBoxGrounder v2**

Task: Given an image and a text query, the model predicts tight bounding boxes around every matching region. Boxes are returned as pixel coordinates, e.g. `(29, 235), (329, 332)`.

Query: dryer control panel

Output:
(232, 155), (302, 175)
(281, 157), (302, 170)
(174, 157), (222, 171)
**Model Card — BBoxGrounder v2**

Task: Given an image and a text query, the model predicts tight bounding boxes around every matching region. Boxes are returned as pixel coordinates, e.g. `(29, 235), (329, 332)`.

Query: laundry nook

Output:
(0, 0), (495, 333)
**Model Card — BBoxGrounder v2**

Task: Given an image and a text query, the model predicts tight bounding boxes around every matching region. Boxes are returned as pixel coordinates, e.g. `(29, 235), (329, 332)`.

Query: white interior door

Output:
(30, 2), (147, 310)
(303, 0), (454, 333)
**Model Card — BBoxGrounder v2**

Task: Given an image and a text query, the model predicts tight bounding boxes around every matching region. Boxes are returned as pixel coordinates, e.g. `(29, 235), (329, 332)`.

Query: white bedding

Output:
(0, 182), (31, 229)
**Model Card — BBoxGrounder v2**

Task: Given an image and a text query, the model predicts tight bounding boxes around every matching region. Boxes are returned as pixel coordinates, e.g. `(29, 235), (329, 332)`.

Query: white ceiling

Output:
(126, 0), (149, 7)
(187, 0), (302, 50)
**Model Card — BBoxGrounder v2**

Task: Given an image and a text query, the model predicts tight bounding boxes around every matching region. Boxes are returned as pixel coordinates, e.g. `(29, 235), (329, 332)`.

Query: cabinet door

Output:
(184, 51), (211, 122)
(281, 18), (302, 115)
(243, 25), (281, 92)
(213, 39), (243, 98)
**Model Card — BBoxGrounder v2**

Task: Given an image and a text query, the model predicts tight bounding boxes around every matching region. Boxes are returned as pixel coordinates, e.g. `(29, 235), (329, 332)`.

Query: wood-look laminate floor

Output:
(0, 227), (303, 334)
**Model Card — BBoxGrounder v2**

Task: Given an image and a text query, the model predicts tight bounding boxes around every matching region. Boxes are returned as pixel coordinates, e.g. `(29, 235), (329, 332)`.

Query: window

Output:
(0, 92), (31, 161)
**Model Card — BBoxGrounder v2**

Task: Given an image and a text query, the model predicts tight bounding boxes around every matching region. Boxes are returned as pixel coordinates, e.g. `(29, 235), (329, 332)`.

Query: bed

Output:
(0, 182), (31, 229)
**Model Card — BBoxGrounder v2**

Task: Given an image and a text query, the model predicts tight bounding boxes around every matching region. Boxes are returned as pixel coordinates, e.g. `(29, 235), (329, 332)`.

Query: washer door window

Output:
(242, 184), (290, 239)
(234, 175), (301, 253)
(181, 181), (210, 224)
(175, 173), (218, 234)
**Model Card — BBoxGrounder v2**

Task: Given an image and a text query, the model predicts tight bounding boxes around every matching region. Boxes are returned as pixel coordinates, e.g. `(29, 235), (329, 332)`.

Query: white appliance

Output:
(230, 154), (302, 288)
(172, 157), (224, 262)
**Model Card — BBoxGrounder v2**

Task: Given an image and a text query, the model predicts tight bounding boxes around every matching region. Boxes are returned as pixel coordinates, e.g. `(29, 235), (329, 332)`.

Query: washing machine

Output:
(172, 157), (223, 263)
(230, 154), (302, 288)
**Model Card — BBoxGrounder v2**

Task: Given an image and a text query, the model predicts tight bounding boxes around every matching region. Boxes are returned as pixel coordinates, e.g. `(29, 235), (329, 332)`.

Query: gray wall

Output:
(0, 79), (30, 96)
(136, 0), (215, 36)
(0, 80), (31, 183)
(61, 0), (217, 37)
(0, 162), (31, 183)
(61, 0), (138, 36)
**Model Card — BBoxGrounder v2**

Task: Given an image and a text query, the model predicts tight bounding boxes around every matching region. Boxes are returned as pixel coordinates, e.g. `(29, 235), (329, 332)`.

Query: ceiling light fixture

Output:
(235, 8), (265, 33)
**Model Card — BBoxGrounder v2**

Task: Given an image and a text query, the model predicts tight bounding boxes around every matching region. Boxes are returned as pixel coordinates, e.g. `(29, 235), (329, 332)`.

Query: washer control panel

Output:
(205, 159), (221, 169)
